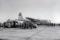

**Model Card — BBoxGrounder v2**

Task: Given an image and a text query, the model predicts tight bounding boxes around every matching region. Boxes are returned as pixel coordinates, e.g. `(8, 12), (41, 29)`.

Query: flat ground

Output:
(0, 26), (60, 40)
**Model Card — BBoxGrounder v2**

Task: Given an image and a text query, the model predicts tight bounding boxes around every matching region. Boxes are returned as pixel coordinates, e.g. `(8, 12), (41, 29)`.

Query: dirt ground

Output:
(0, 26), (60, 40)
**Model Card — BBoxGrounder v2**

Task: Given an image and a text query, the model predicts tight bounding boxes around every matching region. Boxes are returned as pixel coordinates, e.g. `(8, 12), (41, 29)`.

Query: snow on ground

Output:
(0, 26), (60, 40)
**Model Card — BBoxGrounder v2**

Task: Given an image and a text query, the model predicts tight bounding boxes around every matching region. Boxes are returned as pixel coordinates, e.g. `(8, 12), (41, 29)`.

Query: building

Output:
(15, 12), (25, 24)
(18, 12), (24, 21)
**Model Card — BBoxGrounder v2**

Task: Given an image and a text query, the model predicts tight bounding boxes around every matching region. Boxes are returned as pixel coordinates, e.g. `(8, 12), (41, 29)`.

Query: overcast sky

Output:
(0, 0), (60, 23)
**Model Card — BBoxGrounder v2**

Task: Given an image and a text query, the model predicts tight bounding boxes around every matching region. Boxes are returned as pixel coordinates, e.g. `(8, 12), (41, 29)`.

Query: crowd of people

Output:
(0, 19), (37, 29)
